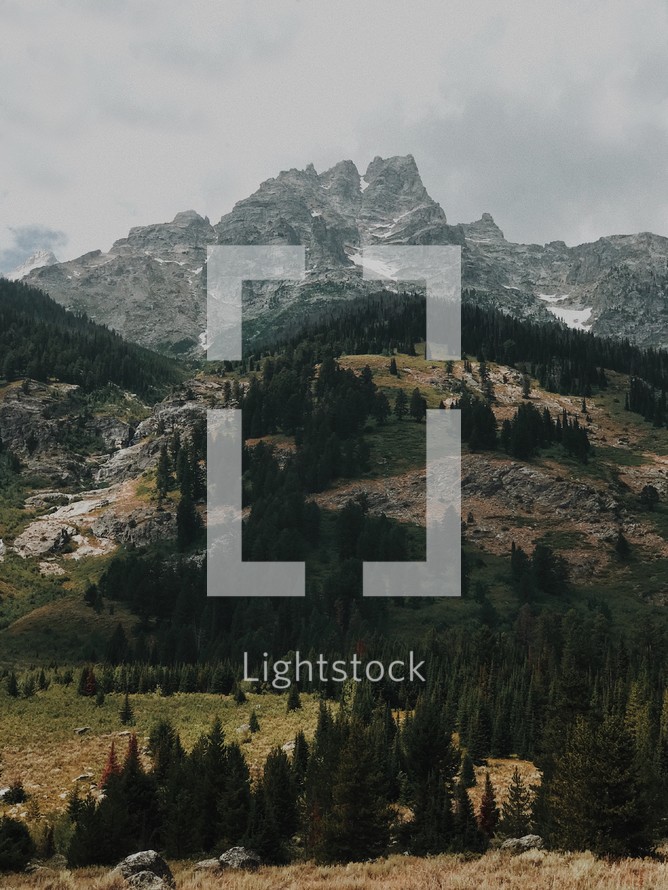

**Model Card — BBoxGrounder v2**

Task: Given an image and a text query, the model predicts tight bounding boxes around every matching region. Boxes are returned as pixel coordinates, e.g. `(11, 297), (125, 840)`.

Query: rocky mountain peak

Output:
(319, 160), (361, 202)
(362, 154), (435, 220)
(461, 212), (506, 243)
(7, 249), (58, 281)
(20, 154), (668, 354)
(172, 210), (208, 226)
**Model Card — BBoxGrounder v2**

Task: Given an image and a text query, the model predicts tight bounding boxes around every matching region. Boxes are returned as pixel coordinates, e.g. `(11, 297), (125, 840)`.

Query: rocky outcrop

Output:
(26, 211), (215, 356)
(0, 380), (137, 484)
(461, 458), (620, 526)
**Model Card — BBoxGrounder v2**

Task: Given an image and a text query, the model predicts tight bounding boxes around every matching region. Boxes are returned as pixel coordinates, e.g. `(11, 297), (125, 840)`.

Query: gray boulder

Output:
(112, 850), (175, 888)
(194, 858), (221, 871)
(500, 834), (544, 853)
(219, 846), (261, 870)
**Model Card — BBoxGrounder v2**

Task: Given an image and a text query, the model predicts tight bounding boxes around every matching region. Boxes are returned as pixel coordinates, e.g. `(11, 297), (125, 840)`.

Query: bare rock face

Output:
(461, 458), (620, 525)
(23, 156), (668, 354)
(111, 850), (175, 889)
(0, 380), (135, 485)
(27, 211), (215, 357)
(25, 157), (462, 355)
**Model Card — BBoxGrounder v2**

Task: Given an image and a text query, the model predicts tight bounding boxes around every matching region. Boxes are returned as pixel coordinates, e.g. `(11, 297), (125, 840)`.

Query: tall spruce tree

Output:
(547, 715), (655, 856)
(499, 767), (533, 838)
(478, 772), (500, 838)
(319, 721), (391, 863)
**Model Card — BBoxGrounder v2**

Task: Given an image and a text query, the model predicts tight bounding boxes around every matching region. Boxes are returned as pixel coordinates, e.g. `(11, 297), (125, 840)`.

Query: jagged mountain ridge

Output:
(7, 248), (58, 281)
(21, 155), (668, 354)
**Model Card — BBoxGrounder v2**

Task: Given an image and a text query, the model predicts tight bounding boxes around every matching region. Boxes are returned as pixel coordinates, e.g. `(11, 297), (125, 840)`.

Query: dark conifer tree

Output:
(478, 772), (500, 837)
(499, 767), (533, 838)
(218, 742), (252, 848)
(547, 715), (654, 856)
(319, 721), (391, 863)
(286, 684), (302, 712)
(409, 387), (427, 422)
(394, 388), (408, 421)
(460, 751), (477, 788)
(119, 691), (134, 725)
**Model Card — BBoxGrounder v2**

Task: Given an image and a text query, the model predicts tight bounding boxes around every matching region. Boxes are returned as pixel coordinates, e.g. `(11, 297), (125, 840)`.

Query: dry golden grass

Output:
(0, 687), (324, 817)
(2, 852), (668, 890)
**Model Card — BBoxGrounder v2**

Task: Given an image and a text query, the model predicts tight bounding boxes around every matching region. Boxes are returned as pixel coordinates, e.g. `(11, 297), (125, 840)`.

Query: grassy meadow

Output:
(1, 851), (667, 889)
(0, 685), (324, 817)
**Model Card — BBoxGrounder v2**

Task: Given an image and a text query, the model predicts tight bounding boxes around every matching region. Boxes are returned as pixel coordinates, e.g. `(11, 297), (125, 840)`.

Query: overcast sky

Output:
(1, 0), (667, 272)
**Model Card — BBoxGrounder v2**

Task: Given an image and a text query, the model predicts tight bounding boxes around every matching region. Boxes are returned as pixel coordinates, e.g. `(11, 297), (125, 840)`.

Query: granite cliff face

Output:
(22, 156), (668, 354)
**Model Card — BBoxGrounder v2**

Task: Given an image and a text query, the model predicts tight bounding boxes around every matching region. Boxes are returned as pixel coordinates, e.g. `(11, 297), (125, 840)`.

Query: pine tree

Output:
(189, 717), (229, 851)
(394, 388), (408, 421)
(148, 718), (184, 782)
(478, 772), (500, 837)
(292, 730), (309, 791)
(176, 493), (202, 550)
(409, 387), (427, 422)
(615, 529), (631, 561)
(319, 722), (390, 862)
(244, 779), (283, 863)
(460, 751), (476, 787)
(78, 666), (97, 697)
(119, 691), (134, 726)
(548, 715), (655, 856)
(409, 770), (453, 854)
(453, 780), (485, 851)
(120, 734), (159, 851)
(522, 374), (531, 399)
(5, 672), (18, 698)
(0, 816), (36, 873)
(260, 747), (298, 857)
(286, 684), (302, 712)
(233, 683), (247, 705)
(389, 357), (398, 376)
(499, 767), (533, 837)
(218, 743), (252, 848)
(249, 710), (260, 733)
(373, 391), (390, 425)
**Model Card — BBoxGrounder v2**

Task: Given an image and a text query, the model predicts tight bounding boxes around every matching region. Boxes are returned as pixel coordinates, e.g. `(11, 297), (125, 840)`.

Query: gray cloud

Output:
(395, 87), (668, 245)
(0, 0), (667, 260)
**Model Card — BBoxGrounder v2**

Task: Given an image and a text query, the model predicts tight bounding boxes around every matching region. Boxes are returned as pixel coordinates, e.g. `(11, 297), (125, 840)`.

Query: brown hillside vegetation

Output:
(2, 852), (668, 890)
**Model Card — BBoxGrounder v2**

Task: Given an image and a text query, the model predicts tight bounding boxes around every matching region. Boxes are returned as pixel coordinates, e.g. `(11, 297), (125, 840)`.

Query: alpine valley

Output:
(2, 158), (668, 886)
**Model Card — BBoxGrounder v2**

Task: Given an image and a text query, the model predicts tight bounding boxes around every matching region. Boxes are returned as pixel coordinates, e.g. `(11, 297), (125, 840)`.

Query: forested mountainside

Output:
(2, 284), (668, 872)
(0, 279), (183, 400)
